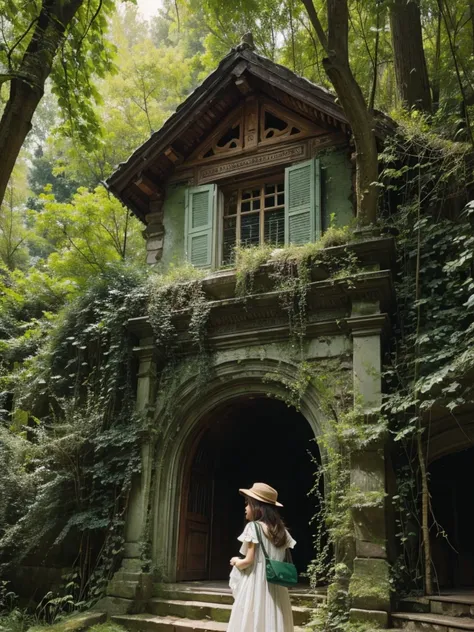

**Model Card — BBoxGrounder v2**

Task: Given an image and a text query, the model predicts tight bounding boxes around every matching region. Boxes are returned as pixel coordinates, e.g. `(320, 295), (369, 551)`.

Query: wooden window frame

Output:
(219, 174), (285, 266)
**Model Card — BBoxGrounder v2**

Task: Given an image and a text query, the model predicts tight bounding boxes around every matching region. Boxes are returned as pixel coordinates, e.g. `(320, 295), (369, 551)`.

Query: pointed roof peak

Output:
(106, 45), (394, 221)
(236, 32), (256, 52)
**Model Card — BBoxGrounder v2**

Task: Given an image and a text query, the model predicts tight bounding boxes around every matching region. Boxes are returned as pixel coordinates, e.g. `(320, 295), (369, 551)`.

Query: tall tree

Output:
(390, 0), (432, 112)
(0, 161), (30, 271)
(301, 0), (379, 225)
(0, 0), (121, 211)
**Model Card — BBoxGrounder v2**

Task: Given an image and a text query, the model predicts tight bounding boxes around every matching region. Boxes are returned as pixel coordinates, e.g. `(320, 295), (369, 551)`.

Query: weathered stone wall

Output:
(103, 238), (395, 624)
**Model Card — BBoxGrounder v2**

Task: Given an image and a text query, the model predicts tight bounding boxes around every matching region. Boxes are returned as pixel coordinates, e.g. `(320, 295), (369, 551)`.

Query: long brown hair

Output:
(246, 497), (287, 548)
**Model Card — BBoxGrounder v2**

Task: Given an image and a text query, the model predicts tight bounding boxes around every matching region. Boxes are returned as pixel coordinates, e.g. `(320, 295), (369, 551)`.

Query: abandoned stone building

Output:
(99, 42), (474, 630)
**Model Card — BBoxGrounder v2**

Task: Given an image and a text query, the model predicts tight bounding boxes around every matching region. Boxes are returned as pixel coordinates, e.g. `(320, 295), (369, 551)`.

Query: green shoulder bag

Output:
(253, 521), (298, 588)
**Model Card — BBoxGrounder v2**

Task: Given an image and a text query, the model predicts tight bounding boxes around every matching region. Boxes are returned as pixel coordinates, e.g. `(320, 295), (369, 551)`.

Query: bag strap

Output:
(253, 521), (293, 562)
(253, 522), (270, 560)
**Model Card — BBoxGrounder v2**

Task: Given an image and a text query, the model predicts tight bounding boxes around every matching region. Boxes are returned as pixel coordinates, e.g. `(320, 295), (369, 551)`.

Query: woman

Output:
(228, 482), (296, 632)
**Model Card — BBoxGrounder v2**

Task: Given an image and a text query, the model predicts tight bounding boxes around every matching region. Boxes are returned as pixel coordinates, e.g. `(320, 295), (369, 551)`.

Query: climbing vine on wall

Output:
(264, 355), (388, 632)
(381, 117), (474, 595)
(0, 264), (148, 609)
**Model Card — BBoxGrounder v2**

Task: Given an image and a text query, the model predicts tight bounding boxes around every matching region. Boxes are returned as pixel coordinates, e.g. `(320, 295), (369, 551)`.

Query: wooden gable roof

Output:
(106, 44), (393, 223)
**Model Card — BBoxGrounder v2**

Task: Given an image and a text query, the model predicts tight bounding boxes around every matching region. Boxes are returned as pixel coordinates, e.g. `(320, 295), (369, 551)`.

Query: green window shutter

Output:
(284, 158), (321, 245)
(185, 184), (216, 267)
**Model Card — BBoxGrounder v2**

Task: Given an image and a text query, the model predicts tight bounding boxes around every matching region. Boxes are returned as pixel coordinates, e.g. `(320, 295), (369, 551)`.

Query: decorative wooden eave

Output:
(105, 45), (395, 224)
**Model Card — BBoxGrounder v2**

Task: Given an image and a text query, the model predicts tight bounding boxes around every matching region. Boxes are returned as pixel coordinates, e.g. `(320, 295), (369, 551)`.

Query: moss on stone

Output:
(27, 612), (109, 632)
(349, 558), (391, 611)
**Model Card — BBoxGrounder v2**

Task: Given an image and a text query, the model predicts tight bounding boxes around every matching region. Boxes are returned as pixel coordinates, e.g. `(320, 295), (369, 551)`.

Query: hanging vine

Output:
(381, 116), (474, 595)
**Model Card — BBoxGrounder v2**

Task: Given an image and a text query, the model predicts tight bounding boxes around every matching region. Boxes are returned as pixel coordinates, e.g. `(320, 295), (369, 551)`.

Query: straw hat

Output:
(239, 482), (283, 507)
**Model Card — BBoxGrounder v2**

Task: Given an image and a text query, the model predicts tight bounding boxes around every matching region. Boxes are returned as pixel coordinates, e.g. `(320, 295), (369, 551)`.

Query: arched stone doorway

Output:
(176, 396), (321, 582)
(150, 356), (328, 583)
(430, 446), (474, 589)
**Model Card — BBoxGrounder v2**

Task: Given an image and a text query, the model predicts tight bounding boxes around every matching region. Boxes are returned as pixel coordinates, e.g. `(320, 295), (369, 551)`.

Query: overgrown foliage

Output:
(0, 264), (148, 611)
(381, 117), (474, 594)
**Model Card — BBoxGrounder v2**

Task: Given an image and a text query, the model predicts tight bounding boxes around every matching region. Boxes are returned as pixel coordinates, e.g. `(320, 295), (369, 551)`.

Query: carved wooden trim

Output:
(244, 96), (258, 149)
(258, 99), (325, 147)
(188, 104), (244, 162)
(196, 141), (308, 184)
(186, 96), (330, 167)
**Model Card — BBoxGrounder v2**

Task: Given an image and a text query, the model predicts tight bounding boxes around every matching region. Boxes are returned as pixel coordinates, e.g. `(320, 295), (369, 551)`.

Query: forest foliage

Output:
(2, 0), (474, 624)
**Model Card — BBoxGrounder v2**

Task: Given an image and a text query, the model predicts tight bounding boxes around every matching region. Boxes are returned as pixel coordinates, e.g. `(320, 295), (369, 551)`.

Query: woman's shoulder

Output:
(237, 521), (259, 544)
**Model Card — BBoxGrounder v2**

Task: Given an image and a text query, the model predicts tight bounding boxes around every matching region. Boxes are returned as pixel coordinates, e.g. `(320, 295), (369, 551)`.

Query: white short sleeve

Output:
(237, 522), (259, 555)
(286, 530), (296, 549)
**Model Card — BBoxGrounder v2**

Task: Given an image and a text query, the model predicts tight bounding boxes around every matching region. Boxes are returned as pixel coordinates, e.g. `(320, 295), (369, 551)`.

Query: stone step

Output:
(113, 613), (308, 632)
(148, 597), (312, 627)
(149, 598), (231, 624)
(430, 596), (474, 606)
(392, 612), (474, 631)
(155, 588), (234, 606)
(398, 595), (474, 618)
(112, 613), (228, 631)
(429, 598), (474, 619)
(153, 584), (325, 608)
(107, 580), (140, 600)
(397, 597), (431, 614)
(292, 605), (313, 626)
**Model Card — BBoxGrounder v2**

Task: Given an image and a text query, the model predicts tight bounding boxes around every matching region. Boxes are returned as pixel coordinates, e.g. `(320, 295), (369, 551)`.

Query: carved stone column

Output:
(347, 302), (390, 628)
(101, 338), (157, 614)
(122, 341), (157, 566)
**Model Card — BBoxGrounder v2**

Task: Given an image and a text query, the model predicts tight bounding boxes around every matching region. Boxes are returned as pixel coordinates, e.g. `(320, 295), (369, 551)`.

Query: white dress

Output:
(228, 521), (296, 632)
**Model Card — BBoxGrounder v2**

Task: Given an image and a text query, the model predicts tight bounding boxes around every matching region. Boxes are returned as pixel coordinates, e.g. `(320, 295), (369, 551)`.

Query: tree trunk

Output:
(0, 0), (84, 210)
(438, 0), (474, 146)
(302, 0), (379, 226)
(431, 10), (442, 112)
(390, 0), (432, 113)
(417, 431), (433, 594)
(369, 7), (381, 112)
(471, 4), (474, 58)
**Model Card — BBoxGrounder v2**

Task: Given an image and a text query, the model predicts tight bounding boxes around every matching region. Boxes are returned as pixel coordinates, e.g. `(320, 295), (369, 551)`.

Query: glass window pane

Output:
(241, 213), (260, 247)
(224, 191), (238, 216)
(252, 198), (261, 210)
(277, 193), (285, 206)
(264, 209), (285, 246)
(277, 182), (284, 193)
(242, 201), (251, 212)
(265, 184), (275, 195)
(242, 190), (251, 200)
(264, 195), (275, 208)
(223, 217), (237, 265)
(252, 189), (260, 198)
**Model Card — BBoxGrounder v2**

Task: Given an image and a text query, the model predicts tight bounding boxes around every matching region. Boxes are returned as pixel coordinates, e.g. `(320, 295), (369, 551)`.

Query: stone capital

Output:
(347, 314), (389, 338)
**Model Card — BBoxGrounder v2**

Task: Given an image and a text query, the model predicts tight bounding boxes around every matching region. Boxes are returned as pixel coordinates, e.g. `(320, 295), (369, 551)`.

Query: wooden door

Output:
(177, 436), (214, 581)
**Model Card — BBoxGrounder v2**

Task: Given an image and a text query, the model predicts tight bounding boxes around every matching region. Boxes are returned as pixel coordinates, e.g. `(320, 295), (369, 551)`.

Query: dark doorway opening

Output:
(430, 447), (474, 589)
(177, 396), (321, 582)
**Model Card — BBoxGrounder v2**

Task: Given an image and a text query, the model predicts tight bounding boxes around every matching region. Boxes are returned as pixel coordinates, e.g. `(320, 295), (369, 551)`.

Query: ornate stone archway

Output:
(104, 291), (393, 625)
(149, 354), (328, 581)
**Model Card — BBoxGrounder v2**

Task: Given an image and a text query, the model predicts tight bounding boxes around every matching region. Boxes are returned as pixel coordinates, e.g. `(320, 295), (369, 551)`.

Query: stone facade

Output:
(103, 44), (397, 626)
(100, 239), (395, 626)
